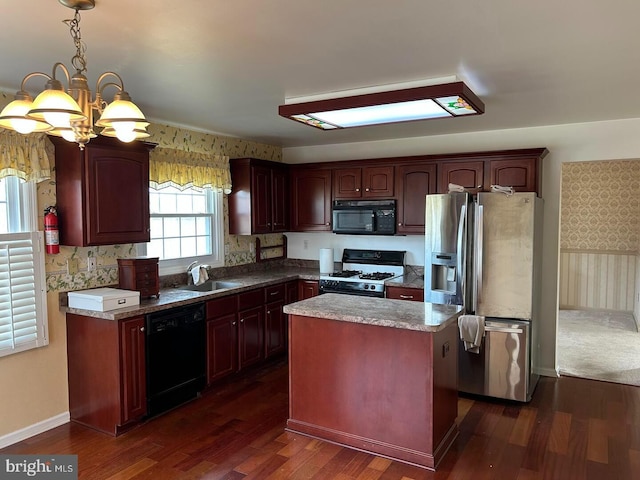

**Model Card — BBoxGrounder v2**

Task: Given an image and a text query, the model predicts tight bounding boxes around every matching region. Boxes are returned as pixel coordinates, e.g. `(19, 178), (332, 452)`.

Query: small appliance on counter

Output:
(68, 287), (140, 312)
(319, 248), (405, 298)
(319, 248), (334, 274)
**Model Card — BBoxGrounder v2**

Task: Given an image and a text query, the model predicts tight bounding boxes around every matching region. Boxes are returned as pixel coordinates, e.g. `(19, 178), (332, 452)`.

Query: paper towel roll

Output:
(319, 248), (334, 274)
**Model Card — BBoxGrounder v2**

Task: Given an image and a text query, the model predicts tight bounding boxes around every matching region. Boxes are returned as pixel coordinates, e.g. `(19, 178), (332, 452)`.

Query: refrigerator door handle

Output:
(475, 204), (484, 311)
(456, 203), (467, 295)
(484, 326), (524, 334)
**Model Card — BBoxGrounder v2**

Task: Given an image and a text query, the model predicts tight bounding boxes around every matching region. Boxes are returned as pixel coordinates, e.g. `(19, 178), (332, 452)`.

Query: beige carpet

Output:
(557, 309), (640, 386)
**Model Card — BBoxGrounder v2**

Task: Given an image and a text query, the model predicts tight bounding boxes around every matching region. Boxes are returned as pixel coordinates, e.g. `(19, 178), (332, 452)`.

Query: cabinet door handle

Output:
(232, 321), (237, 326)
(355, 188), (360, 192)
(270, 291), (278, 296)
(325, 222), (330, 226)
(365, 188), (370, 191)
(399, 295), (414, 299)
(139, 326), (145, 332)
(398, 223), (402, 226)
(240, 319), (244, 323)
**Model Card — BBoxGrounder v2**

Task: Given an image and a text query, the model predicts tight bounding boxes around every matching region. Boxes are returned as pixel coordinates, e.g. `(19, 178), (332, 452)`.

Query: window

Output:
(0, 177), (48, 358)
(140, 185), (224, 274)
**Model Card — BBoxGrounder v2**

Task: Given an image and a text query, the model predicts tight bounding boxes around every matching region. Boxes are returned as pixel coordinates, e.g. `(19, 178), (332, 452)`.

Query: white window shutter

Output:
(0, 231), (48, 356)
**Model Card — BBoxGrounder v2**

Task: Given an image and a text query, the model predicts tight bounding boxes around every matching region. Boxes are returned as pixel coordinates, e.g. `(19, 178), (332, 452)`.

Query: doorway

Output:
(557, 159), (640, 386)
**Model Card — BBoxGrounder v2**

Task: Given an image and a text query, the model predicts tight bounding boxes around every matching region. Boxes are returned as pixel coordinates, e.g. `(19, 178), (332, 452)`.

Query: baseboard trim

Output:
(0, 412), (70, 449)
(535, 366), (559, 378)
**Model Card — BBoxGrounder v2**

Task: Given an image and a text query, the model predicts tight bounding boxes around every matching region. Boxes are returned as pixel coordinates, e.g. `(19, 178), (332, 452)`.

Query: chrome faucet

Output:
(186, 261), (211, 284)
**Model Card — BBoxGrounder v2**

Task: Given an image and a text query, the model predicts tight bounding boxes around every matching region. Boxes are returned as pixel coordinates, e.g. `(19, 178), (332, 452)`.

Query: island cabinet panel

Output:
(290, 168), (332, 231)
(66, 314), (146, 436)
(287, 315), (458, 470)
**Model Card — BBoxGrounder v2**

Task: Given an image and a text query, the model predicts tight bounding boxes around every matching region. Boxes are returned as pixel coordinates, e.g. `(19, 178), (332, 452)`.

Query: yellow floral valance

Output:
(149, 147), (231, 193)
(0, 130), (52, 183)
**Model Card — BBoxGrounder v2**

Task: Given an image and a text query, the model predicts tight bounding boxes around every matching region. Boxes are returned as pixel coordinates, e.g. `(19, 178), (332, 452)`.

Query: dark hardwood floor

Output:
(3, 359), (640, 479)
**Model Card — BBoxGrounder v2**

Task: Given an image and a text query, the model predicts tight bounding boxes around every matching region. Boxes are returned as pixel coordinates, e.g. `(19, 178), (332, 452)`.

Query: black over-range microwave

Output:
(332, 200), (396, 235)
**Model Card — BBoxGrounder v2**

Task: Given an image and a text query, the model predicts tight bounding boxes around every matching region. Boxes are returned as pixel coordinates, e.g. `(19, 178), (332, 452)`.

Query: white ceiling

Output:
(1, 0), (638, 148)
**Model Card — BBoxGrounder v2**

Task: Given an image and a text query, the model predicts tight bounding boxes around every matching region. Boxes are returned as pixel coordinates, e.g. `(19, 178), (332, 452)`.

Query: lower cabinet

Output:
(298, 280), (319, 299)
(265, 283), (286, 358)
(238, 288), (266, 369)
(386, 285), (424, 302)
(66, 314), (146, 436)
(206, 296), (238, 384)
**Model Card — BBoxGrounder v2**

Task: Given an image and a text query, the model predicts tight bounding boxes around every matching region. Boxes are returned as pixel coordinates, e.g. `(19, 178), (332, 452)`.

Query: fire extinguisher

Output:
(44, 206), (60, 255)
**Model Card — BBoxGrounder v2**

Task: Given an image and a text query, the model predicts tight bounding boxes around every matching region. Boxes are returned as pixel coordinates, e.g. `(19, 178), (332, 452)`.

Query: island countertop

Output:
(283, 293), (462, 332)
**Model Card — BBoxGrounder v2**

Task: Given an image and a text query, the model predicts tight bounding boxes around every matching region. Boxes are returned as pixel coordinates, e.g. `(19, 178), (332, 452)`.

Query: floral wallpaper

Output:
(561, 159), (640, 252)
(25, 117), (284, 293)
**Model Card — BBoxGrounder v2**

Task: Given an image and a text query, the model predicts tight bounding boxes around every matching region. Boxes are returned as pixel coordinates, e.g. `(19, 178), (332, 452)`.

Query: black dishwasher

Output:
(145, 303), (206, 417)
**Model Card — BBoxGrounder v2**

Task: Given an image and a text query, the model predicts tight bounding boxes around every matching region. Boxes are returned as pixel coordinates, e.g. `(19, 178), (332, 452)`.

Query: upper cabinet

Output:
(290, 167), (332, 231)
(52, 136), (155, 246)
(436, 150), (545, 195)
(229, 158), (289, 235)
(395, 162), (437, 235)
(333, 166), (394, 199)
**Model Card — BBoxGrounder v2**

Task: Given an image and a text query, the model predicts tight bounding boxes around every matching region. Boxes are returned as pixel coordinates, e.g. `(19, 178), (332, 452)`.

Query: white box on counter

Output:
(68, 287), (140, 312)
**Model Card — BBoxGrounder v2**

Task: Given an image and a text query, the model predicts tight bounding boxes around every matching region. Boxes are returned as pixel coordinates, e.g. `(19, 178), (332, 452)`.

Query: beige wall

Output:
(0, 91), (284, 442)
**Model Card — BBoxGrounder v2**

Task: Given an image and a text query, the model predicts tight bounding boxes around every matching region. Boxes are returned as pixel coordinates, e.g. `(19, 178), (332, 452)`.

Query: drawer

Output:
(264, 284), (285, 303)
(207, 295), (237, 318)
(386, 286), (424, 302)
(238, 288), (264, 311)
(136, 270), (157, 281)
(134, 262), (158, 273)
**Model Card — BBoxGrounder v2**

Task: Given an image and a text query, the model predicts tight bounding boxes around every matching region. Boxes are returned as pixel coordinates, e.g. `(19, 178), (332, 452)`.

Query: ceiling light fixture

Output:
(278, 81), (484, 130)
(0, 0), (149, 148)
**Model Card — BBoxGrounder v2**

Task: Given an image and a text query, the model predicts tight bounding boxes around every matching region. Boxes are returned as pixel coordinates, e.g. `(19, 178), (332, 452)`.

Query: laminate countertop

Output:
(284, 293), (462, 332)
(61, 267), (320, 321)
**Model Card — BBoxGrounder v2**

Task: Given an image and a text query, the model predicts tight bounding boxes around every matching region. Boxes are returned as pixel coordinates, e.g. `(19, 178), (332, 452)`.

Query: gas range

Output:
(319, 249), (406, 298)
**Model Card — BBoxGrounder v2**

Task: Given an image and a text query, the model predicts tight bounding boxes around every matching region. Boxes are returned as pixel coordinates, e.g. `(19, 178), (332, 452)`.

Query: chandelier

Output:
(0, 0), (149, 149)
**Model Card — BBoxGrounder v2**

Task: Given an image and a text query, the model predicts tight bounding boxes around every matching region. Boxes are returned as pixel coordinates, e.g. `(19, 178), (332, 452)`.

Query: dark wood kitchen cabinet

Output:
(206, 296), (239, 384)
(51, 136), (155, 246)
(489, 157), (539, 195)
(386, 285), (424, 302)
(298, 280), (319, 299)
(395, 162), (437, 234)
(437, 160), (484, 193)
(333, 165), (394, 199)
(229, 158), (289, 234)
(285, 280), (299, 305)
(237, 288), (265, 369)
(436, 150), (545, 195)
(290, 167), (332, 231)
(264, 283), (286, 358)
(66, 313), (146, 436)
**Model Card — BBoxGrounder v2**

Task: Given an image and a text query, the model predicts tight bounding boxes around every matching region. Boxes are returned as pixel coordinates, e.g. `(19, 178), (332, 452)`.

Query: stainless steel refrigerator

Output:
(424, 191), (542, 402)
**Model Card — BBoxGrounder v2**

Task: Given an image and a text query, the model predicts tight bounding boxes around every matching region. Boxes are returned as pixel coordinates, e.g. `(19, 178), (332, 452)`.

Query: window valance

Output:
(0, 130), (51, 182)
(149, 147), (232, 193)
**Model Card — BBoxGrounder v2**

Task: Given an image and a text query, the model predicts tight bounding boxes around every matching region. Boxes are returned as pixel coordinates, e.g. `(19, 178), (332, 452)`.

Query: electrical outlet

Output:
(87, 257), (97, 272)
(303, 240), (309, 250)
(67, 258), (78, 275)
(249, 242), (255, 253)
(224, 243), (229, 255)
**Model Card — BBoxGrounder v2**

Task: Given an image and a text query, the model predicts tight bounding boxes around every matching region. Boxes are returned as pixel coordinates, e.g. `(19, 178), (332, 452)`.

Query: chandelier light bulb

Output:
(0, 96), (52, 134)
(61, 129), (77, 142)
(113, 122), (137, 142)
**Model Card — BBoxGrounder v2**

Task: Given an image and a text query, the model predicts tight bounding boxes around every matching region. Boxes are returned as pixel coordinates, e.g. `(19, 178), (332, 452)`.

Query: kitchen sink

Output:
(178, 281), (242, 292)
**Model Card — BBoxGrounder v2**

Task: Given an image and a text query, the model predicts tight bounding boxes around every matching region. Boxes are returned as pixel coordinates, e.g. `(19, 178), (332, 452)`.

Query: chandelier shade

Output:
(0, 0), (149, 149)
(0, 93), (53, 134)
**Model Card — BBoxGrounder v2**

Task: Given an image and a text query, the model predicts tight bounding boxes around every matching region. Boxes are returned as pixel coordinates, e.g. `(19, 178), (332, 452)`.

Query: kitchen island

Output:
(283, 294), (462, 471)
